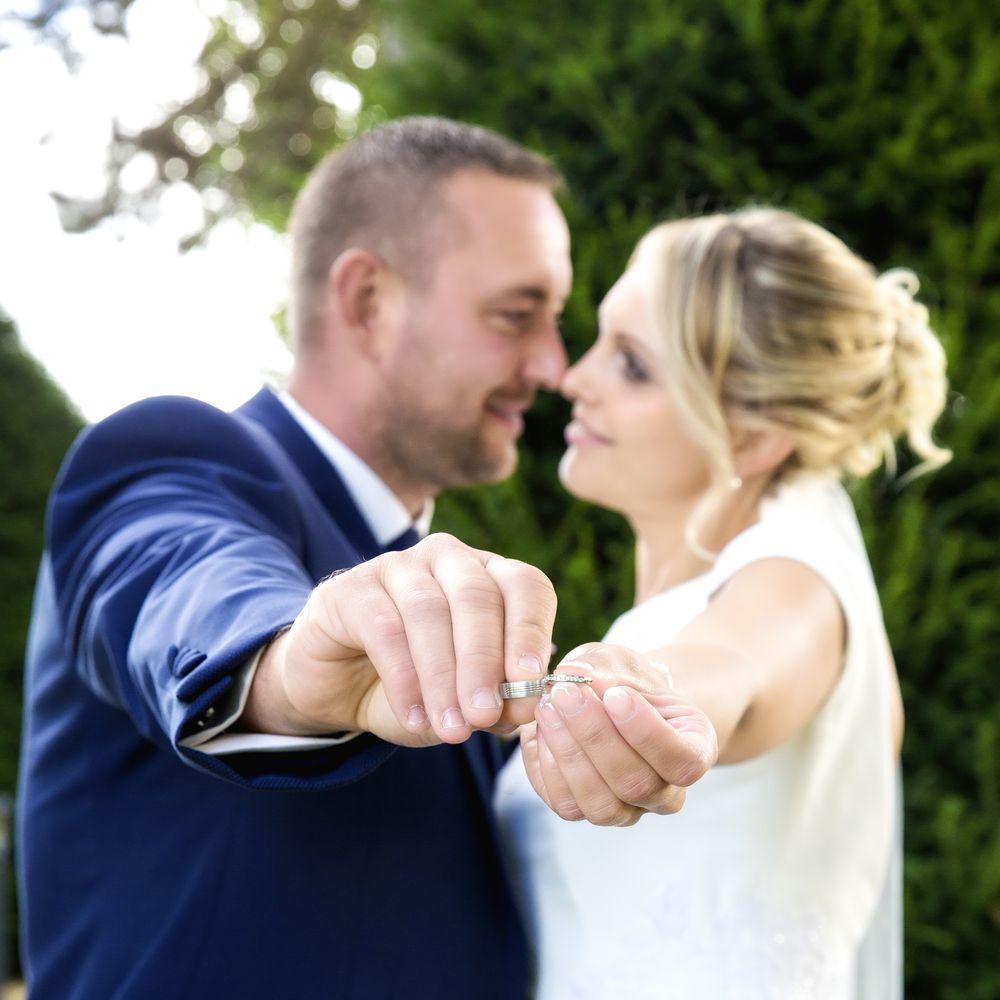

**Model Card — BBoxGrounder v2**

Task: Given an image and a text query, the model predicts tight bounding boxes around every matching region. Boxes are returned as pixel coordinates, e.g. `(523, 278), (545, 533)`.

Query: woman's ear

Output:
(731, 423), (796, 480)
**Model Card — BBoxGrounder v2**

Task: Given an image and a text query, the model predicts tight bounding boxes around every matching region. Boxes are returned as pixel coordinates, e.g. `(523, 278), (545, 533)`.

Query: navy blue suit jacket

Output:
(17, 388), (529, 999)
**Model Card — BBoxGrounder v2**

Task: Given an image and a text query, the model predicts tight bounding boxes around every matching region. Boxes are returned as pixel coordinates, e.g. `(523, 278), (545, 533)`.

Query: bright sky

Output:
(0, 0), (296, 422)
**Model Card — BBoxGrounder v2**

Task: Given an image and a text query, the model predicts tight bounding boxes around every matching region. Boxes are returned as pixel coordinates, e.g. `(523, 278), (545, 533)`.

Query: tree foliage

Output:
(371, 10), (1000, 993)
(0, 311), (83, 976)
(0, 314), (83, 792)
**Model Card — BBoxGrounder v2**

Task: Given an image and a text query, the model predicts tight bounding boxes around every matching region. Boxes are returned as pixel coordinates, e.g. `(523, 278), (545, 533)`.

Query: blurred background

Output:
(1, 0), (997, 995)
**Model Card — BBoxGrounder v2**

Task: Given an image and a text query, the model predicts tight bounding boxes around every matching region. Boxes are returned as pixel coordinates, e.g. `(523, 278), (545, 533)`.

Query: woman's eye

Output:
(619, 349), (649, 383)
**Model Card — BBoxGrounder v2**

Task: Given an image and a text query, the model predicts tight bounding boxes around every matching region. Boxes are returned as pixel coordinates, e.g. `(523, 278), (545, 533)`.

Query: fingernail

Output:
(552, 683), (584, 715)
(538, 700), (564, 729)
(472, 686), (501, 710)
(441, 708), (467, 730)
(407, 705), (428, 728)
(519, 653), (543, 675)
(604, 686), (637, 722)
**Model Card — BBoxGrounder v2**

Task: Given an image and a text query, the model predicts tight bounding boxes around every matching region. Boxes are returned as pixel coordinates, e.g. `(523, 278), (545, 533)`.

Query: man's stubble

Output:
(372, 331), (519, 495)
(377, 378), (517, 493)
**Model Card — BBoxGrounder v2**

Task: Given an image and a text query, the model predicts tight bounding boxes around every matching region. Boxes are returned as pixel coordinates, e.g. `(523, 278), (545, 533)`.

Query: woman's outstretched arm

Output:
(521, 557), (855, 824)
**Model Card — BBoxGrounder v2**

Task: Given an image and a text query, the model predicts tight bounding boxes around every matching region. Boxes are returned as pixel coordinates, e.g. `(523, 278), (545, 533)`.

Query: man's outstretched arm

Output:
(241, 532), (556, 747)
(50, 397), (557, 788)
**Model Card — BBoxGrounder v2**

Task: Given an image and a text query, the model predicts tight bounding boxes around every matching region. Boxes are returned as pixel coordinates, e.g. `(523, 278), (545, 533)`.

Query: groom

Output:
(18, 117), (707, 999)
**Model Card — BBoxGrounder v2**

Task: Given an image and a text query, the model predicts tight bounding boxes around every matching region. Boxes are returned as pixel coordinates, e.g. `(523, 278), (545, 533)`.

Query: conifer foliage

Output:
(373, 3), (1000, 991)
(0, 312), (82, 975)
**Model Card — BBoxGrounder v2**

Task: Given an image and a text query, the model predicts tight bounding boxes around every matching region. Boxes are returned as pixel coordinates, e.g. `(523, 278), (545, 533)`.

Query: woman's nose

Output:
(559, 345), (597, 401)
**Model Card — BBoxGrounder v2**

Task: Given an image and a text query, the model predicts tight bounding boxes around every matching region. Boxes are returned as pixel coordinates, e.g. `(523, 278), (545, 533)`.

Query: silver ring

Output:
(499, 678), (547, 699)
(499, 673), (593, 700)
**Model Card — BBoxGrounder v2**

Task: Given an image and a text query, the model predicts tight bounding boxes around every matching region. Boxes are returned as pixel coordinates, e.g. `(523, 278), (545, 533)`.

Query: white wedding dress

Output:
(495, 476), (902, 999)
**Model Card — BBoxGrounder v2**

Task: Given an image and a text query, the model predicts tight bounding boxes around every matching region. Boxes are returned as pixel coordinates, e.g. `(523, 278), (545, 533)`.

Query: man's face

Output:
(376, 170), (573, 490)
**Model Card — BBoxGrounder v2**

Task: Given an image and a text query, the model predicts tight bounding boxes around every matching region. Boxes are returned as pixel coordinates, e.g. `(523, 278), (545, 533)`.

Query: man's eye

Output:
(498, 311), (534, 327)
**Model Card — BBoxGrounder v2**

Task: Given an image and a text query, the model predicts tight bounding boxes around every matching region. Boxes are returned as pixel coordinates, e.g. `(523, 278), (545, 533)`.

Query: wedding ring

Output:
(499, 674), (593, 700)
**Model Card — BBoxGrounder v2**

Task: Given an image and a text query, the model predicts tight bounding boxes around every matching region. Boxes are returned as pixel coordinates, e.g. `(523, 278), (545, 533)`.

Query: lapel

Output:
(236, 387), (385, 562)
(235, 388), (503, 804)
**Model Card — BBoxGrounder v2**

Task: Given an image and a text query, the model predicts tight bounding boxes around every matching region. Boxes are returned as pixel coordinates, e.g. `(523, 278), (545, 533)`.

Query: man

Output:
(18, 117), (707, 999)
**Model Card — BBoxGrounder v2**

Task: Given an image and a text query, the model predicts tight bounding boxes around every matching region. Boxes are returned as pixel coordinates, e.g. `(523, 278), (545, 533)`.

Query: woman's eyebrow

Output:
(611, 330), (656, 357)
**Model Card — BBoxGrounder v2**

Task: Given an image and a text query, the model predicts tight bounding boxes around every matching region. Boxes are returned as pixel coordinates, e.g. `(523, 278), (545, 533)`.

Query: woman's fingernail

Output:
(604, 687), (637, 722)
(407, 705), (428, 728)
(519, 653), (543, 675)
(441, 708), (467, 730)
(538, 700), (564, 729)
(552, 682), (584, 715)
(472, 686), (501, 710)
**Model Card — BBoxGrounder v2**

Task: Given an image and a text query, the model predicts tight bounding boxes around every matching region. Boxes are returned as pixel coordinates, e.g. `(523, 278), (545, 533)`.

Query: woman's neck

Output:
(630, 479), (770, 605)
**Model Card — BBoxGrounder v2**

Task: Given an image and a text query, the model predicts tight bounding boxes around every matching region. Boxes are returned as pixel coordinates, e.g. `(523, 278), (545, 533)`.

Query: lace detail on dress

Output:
(564, 883), (852, 1000)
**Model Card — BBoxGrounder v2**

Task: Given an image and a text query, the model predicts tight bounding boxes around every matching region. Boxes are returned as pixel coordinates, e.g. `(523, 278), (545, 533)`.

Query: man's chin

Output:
(474, 448), (519, 485)
(450, 439), (519, 487)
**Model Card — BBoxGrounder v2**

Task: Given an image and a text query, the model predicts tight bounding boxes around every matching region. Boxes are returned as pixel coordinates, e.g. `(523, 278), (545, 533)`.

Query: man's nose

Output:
(523, 321), (569, 391)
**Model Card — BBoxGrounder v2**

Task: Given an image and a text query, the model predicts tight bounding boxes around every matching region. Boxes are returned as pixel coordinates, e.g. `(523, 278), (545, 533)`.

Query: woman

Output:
(495, 208), (950, 999)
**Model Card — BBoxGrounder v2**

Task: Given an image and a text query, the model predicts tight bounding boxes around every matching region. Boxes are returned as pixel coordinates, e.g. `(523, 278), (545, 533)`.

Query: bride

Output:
(495, 208), (950, 999)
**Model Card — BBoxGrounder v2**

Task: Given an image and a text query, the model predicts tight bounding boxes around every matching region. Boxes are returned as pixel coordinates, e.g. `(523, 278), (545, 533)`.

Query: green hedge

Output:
(366, 3), (1000, 994)
(0, 315), (82, 788)
(0, 313), (83, 976)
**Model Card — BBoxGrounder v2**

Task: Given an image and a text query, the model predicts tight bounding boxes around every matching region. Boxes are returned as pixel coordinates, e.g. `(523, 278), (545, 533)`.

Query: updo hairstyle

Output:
(635, 207), (951, 495)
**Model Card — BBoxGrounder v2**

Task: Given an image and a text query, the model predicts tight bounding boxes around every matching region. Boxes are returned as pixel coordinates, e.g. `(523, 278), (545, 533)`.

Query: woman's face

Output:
(558, 260), (714, 518)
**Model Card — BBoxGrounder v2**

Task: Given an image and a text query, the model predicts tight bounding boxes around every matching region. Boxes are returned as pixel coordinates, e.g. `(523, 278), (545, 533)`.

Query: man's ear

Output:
(731, 422), (796, 480)
(326, 248), (400, 360)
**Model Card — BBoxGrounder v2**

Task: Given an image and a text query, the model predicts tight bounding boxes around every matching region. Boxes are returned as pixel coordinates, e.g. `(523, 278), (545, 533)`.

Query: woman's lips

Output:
(564, 419), (611, 446)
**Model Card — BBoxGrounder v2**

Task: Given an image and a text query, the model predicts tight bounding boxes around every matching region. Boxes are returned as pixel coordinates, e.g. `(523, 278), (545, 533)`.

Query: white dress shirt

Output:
(181, 389), (432, 755)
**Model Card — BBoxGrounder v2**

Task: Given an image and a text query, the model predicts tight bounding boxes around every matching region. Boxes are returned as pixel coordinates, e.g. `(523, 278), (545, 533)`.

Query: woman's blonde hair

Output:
(633, 208), (951, 552)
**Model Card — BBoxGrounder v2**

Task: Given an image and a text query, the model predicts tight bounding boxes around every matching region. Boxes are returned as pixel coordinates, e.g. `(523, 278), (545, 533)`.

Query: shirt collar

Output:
(276, 390), (433, 546)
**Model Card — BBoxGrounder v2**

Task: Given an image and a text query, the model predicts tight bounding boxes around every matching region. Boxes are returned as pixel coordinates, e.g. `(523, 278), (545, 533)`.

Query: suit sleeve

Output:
(46, 395), (396, 788)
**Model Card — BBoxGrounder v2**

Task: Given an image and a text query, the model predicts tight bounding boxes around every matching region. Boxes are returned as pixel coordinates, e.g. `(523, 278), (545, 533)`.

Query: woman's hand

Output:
(520, 643), (717, 826)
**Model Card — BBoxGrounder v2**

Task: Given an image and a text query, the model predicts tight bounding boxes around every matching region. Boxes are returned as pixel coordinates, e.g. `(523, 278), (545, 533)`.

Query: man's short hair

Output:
(288, 116), (564, 350)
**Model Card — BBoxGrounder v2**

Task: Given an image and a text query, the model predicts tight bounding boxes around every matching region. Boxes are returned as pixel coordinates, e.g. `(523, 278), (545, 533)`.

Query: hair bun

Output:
(876, 268), (952, 481)
(636, 209), (952, 501)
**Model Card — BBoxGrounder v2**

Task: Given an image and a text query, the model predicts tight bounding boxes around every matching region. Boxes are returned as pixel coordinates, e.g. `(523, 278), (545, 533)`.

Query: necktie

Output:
(384, 526), (420, 552)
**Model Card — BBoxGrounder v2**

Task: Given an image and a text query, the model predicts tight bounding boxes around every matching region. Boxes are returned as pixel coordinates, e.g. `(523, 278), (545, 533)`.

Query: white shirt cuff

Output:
(180, 646), (362, 756)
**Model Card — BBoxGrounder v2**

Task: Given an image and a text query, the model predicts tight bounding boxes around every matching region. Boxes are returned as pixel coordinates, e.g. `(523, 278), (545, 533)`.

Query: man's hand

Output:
(241, 533), (557, 746)
(520, 643), (717, 826)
